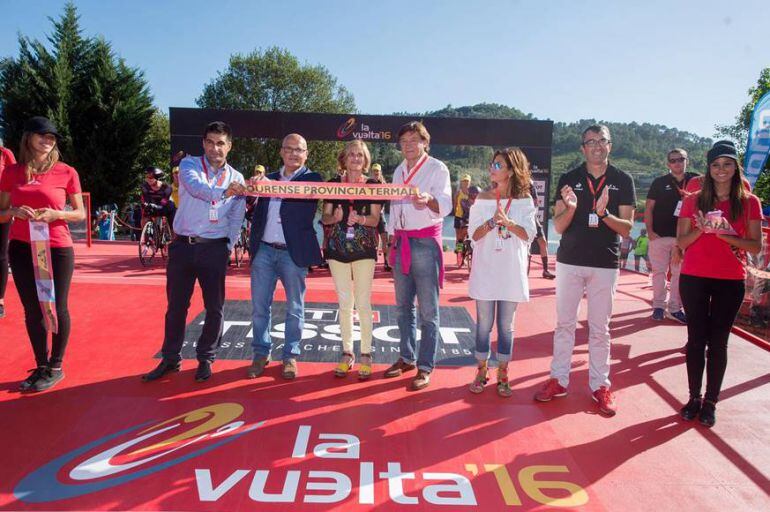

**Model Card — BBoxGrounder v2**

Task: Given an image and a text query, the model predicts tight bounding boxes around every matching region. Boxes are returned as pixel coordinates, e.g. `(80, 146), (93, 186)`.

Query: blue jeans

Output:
(393, 237), (441, 372)
(475, 300), (518, 362)
(250, 243), (308, 360)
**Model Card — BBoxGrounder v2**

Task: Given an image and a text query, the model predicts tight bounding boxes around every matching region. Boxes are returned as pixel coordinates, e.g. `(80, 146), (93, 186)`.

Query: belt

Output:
(262, 241), (287, 250)
(175, 235), (229, 245)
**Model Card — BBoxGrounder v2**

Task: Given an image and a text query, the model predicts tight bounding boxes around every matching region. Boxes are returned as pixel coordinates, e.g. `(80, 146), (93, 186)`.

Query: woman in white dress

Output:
(467, 147), (537, 396)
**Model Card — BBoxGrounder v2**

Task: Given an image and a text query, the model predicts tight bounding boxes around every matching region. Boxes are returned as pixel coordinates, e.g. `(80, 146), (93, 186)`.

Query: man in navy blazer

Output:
(247, 133), (323, 380)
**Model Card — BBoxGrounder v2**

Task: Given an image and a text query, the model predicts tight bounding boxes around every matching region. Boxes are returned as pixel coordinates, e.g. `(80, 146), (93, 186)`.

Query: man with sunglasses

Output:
(534, 124), (636, 416)
(246, 133), (323, 381)
(644, 148), (698, 323)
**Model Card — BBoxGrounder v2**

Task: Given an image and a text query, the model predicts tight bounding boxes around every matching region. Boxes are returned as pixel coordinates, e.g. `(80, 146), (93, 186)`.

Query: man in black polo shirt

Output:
(534, 124), (636, 416)
(644, 148), (698, 324)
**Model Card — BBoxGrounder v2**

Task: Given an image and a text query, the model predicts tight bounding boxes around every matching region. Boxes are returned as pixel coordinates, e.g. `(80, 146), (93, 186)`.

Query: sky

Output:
(1, 0), (768, 139)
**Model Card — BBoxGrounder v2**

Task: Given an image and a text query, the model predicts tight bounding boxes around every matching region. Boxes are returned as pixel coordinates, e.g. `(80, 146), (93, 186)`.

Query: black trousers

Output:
(0, 222), (9, 299)
(161, 239), (229, 364)
(8, 240), (75, 367)
(679, 274), (745, 403)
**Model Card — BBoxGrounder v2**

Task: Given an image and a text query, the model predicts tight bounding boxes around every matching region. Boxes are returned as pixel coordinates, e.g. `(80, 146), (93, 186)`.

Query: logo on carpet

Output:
(14, 403), (263, 503)
(174, 300), (478, 365)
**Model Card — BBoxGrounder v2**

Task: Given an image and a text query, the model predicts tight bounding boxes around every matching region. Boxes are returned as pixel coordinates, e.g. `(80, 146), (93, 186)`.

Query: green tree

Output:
(0, 3), (154, 208)
(197, 47), (356, 178)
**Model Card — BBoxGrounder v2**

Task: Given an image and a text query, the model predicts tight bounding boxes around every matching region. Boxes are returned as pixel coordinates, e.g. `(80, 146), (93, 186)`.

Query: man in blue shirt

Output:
(246, 133), (323, 380)
(142, 121), (246, 383)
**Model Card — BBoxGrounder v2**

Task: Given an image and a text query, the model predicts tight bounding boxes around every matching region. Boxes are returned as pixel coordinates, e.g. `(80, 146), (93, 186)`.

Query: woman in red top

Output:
(0, 142), (16, 319)
(0, 117), (85, 392)
(676, 140), (761, 427)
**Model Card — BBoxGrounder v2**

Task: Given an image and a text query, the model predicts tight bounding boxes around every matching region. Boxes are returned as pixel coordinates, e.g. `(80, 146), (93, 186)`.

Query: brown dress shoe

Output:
(282, 358), (298, 380)
(383, 358), (417, 378)
(247, 356), (270, 379)
(411, 370), (431, 390)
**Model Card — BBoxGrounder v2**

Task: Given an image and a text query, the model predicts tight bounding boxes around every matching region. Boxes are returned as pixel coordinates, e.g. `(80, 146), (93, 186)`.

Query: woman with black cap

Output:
(676, 140), (762, 427)
(0, 116), (85, 392)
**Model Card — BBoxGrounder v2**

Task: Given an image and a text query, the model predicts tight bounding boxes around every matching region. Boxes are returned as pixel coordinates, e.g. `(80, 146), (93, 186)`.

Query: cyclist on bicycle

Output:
(459, 186), (480, 267)
(141, 166), (176, 226)
(453, 174), (472, 266)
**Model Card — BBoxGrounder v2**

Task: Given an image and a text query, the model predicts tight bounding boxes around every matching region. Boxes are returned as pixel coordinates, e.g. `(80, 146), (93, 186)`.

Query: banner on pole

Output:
(744, 90), (770, 187)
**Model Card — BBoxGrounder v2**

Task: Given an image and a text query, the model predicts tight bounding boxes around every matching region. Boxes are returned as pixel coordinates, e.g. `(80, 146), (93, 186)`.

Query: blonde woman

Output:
(321, 140), (382, 379)
(468, 148), (536, 396)
(0, 117), (85, 392)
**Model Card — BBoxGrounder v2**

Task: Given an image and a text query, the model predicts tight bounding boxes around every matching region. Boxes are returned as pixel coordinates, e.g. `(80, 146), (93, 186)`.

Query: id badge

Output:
(495, 237), (504, 251)
(209, 204), (219, 223)
(674, 200), (682, 217)
(588, 213), (599, 227)
(346, 226), (355, 240)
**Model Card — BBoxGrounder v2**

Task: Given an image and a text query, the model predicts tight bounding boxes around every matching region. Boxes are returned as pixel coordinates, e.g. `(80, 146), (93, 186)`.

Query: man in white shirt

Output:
(384, 122), (452, 390)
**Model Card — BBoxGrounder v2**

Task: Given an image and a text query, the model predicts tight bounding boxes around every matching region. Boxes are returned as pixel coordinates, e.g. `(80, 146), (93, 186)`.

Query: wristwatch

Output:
(597, 211), (609, 219)
(487, 218), (496, 229)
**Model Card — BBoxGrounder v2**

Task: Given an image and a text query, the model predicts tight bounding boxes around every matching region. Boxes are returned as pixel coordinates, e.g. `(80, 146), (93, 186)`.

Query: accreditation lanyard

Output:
(495, 190), (513, 250)
(671, 174), (688, 217)
(398, 154), (429, 228)
(586, 174), (606, 228)
(201, 157), (227, 223)
(345, 175), (364, 239)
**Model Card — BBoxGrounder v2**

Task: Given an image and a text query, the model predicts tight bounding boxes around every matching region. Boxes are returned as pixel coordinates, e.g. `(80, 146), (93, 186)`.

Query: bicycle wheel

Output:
(139, 222), (156, 266)
(233, 240), (245, 268)
(159, 219), (173, 260)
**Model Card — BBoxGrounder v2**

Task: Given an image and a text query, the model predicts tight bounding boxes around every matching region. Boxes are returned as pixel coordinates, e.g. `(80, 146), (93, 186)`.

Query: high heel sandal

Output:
(334, 352), (355, 377)
(496, 365), (512, 398)
(469, 362), (488, 394)
(358, 353), (373, 380)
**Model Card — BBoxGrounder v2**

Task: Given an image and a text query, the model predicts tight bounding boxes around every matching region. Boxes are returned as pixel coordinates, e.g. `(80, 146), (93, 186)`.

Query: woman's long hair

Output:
(493, 147), (532, 198)
(697, 159), (745, 221)
(18, 132), (60, 183)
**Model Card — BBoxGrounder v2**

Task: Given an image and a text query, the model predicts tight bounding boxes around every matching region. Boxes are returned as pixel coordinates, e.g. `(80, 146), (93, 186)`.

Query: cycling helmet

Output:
(468, 185), (480, 197)
(144, 166), (164, 178)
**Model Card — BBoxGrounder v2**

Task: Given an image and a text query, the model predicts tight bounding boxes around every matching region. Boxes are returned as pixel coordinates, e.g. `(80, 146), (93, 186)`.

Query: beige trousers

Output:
(328, 258), (376, 354)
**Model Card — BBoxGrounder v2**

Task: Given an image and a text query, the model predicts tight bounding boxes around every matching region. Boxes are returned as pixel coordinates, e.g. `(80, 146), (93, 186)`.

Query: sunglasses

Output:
(668, 157), (687, 164)
(489, 162), (504, 171)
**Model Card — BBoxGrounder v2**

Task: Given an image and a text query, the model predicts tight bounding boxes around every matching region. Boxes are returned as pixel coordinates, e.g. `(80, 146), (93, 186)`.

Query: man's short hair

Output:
(204, 121), (233, 142)
(397, 121), (431, 149)
(581, 124), (611, 141)
(667, 148), (688, 159)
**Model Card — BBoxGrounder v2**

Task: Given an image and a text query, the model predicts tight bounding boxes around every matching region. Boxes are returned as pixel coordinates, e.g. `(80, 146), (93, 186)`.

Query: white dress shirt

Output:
(385, 155), (452, 234)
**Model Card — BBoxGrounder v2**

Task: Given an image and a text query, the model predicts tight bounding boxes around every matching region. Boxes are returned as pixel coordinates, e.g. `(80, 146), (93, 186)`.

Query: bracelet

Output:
(486, 218), (496, 229)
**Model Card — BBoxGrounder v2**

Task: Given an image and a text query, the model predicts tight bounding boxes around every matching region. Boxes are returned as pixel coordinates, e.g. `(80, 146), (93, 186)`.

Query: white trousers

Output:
(551, 262), (619, 391)
(648, 237), (682, 312)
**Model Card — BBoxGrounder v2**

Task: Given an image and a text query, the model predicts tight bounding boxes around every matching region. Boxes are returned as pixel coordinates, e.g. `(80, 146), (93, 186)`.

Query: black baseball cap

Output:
(23, 116), (61, 139)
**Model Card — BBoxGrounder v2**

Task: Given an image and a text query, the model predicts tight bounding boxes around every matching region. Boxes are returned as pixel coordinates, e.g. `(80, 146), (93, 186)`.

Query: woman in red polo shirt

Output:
(0, 141), (16, 319)
(0, 117), (85, 392)
(676, 140), (761, 427)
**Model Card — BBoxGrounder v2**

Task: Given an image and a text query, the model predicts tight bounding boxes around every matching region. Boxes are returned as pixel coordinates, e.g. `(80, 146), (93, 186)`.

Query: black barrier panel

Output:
(160, 300), (480, 367)
(169, 107), (555, 240)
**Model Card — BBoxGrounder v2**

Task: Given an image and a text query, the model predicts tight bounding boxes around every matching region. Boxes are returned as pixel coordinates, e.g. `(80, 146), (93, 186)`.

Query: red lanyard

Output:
(586, 175), (606, 211)
(671, 174), (688, 197)
(202, 157), (227, 205)
(496, 189), (513, 215)
(401, 154), (428, 185)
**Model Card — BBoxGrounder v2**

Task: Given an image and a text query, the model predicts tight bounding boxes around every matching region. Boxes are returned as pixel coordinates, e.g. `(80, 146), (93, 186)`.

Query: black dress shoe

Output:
(142, 360), (181, 382)
(195, 361), (212, 382)
(680, 396), (702, 421)
(699, 400), (716, 428)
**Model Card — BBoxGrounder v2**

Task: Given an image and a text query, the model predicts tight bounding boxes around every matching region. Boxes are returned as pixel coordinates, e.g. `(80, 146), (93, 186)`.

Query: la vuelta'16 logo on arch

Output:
(336, 117), (357, 138)
(14, 403), (263, 503)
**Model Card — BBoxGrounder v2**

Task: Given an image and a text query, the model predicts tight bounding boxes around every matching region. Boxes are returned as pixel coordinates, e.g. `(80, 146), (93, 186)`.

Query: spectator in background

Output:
(619, 235), (633, 269)
(453, 174), (473, 267)
(0, 139), (16, 319)
(170, 150), (186, 208)
(371, 163), (391, 271)
(644, 148), (698, 323)
(633, 229), (650, 272)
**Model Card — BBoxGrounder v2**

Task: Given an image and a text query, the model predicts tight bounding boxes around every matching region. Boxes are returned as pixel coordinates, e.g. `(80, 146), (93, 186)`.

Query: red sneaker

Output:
(534, 378), (568, 402)
(593, 386), (617, 416)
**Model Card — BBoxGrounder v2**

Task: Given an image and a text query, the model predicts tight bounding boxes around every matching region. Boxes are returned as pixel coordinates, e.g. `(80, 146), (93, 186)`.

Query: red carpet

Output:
(0, 241), (768, 511)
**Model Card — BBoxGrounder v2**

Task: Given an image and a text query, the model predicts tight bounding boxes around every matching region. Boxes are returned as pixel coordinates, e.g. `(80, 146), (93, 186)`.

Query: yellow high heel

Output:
(358, 353), (373, 380)
(334, 352), (355, 378)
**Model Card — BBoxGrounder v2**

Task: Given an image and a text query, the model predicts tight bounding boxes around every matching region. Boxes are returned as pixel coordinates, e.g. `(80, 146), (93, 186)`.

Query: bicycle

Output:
(138, 203), (173, 266)
(230, 218), (250, 268)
